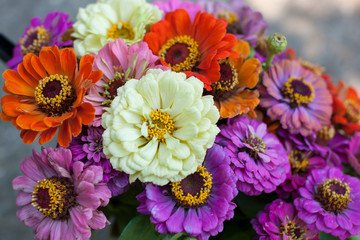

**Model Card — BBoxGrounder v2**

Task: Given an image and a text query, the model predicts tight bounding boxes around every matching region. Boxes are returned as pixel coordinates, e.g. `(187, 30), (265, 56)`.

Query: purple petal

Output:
(183, 208), (202, 235)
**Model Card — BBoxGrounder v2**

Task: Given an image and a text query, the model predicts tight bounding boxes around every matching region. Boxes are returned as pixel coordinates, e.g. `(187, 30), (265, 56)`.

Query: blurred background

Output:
(0, 0), (359, 239)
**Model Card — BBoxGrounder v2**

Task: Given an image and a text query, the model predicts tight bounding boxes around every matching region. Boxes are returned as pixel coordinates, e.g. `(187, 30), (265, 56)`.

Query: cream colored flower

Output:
(102, 69), (220, 185)
(72, 0), (163, 56)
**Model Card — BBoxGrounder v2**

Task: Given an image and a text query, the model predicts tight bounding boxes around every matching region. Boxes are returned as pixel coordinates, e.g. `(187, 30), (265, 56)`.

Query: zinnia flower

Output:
(72, 0), (162, 56)
(205, 40), (261, 118)
(325, 77), (360, 135)
(216, 116), (290, 196)
(137, 144), (237, 240)
(251, 199), (319, 240)
(260, 59), (332, 136)
(199, 0), (268, 46)
(12, 147), (111, 240)
(68, 125), (130, 196)
(143, 9), (238, 90)
(102, 69), (220, 185)
(348, 132), (360, 175)
(85, 38), (168, 127)
(0, 45), (102, 147)
(153, 0), (202, 21)
(294, 167), (360, 239)
(7, 11), (73, 70)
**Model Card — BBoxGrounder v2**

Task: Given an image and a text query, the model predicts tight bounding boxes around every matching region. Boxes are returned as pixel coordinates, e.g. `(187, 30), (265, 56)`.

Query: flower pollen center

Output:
(289, 150), (309, 174)
(282, 77), (314, 107)
(159, 35), (200, 72)
(35, 74), (76, 116)
(244, 134), (266, 155)
(144, 110), (175, 142)
(217, 11), (238, 24)
(171, 166), (212, 207)
(344, 99), (360, 123)
(212, 60), (238, 92)
(315, 178), (352, 214)
(279, 220), (306, 240)
(102, 72), (126, 106)
(32, 177), (77, 220)
(107, 21), (135, 40)
(20, 26), (51, 55)
(316, 125), (335, 141)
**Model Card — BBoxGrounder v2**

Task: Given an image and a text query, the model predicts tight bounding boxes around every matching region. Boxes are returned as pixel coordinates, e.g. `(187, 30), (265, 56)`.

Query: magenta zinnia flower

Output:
(137, 144), (237, 240)
(85, 38), (168, 126)
(348, 132), (360, 175)
(68, 126), (130, 196)
(251, 199), (319, 240)
(153, 0), (202, 21)
(216, 116), (290, 196)
(12, 147), (111, 240)
(294, 167), (360, 239)
(199, 0), (268, 45)
(7, 11), (73, 70)
(260, 59), (332, 136)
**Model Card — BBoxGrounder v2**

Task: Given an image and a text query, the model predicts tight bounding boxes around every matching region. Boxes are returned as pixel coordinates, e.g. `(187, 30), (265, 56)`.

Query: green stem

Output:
(264, 53), (275, 71)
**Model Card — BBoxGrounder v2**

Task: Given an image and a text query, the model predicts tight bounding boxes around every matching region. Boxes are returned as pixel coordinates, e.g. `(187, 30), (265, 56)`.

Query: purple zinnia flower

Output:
(136, 144), (237, 240)
(294, 167), (360, 239)
(276, 128), (326, 199)
(7, 11), (73, 70)
(260, 59), (333, 136)
(68, 126), (130, 196)
(348, 132), (360, 175)
(251, 199), (319, 240)
(199, 0), (268, 45)
(216, 116), (290, 196)
(153, 0), (202, 21)
(12, 147), (111, 240)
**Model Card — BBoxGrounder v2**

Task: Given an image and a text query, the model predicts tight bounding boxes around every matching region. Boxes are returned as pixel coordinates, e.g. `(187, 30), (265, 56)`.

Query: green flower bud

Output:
(267, 33), (287, 54)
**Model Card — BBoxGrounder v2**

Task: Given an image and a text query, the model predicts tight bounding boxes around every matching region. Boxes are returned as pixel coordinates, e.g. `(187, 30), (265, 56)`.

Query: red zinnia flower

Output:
(144, 9), (238, 90)
(1, 45), (102, 147)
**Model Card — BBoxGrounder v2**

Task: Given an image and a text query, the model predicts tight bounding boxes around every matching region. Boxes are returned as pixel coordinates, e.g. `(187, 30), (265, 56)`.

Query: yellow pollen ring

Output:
(217, 11), (238, 24)
(20, 26), (51, 55)
(31, 178), (68, 219)
(282, 77), (315, 106)
(158, 35), (200, 72)
(34, 74), (72, 114)
(344, 99), (360, 123)
(107, 21), (135, 40)
(212, 60), (239, 92)
(317, 125), (335, 141)
(171, 166), (213, 207)
(279, 220), (306, 239)
(144, 110), (175, 142)
(289, 150), (309, 174)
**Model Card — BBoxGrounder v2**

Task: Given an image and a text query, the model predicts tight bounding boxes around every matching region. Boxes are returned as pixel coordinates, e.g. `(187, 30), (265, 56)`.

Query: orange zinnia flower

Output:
(144, 9), (238, 90)
(1, 45), (102, 147)
(205, 40), (261, 119)
(324, 76), (360, 134)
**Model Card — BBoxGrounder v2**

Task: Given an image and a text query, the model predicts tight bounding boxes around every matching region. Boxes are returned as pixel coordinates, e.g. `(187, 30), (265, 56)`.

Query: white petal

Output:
(174, 106), (201, 127)
(113, 127), (141, 141)
(136, 76), (160, 109)
(173, 122), (198, 140)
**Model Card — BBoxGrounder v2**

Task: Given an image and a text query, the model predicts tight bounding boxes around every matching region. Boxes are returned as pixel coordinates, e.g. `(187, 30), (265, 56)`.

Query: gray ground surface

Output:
(0, 0), (359, 239)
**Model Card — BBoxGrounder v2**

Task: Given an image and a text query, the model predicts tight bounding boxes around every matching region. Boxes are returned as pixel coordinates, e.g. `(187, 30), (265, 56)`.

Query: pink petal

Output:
(16, 191), (32, 206)
(183, 208), (202, 235)
(13, 176), (36, 193)
(166, 207), (185, 233)
(88, 210), (109, 230)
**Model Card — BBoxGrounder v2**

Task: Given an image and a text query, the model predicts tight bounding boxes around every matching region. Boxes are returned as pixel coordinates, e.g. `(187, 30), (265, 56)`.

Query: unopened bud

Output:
(267, 33), (287, 54)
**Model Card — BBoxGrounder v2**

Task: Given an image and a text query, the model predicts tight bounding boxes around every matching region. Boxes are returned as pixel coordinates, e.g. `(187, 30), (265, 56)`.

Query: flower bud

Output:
(267, 33), (287, 54)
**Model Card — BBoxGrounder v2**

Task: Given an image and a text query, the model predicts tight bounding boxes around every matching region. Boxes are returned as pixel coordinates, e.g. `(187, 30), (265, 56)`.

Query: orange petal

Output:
(75, 62), (92, 89)
(76, 102), (95, 125)
(30, 55), (47, 79)
(43, 111), (73, 128)
(39, 127), (58, 145)
(144, 32), (161, 54)
(17, 63), (38, 88)
(57, 120), (72, 147)
(237, 58), (261, 89)
(172, 9), (191, 36)
(16, 113), (47, 130)
(39, 46), (62, 75)
(2, 99), (38, 117)
(347, 87), (359, 101)
(3, 70), (35, 97)
(79, 54), (95, 70)
(60, 48), (77, 82)
(233, 40), (250, 59)
(87, 70), (103, 84)
(22, 53), (42, 80)
(69, 115), (82, 137)
(20, 129), (40, 144)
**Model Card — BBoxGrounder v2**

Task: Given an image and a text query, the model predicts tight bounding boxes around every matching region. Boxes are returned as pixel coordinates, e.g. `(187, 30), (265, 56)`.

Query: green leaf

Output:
(234, 192), (277, 219)
(319, 232), (340, 240)
(348, 235), (360, 240)
(118, 215), (160, 240)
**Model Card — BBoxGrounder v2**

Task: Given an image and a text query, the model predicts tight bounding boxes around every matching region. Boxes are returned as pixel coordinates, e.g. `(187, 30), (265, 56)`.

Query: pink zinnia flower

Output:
(85, 38), (168, 126)
(12, 147), (111, 240)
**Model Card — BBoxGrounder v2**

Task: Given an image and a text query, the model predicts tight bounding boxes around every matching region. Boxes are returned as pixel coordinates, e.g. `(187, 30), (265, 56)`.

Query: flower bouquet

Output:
(1, 0), (360, 239)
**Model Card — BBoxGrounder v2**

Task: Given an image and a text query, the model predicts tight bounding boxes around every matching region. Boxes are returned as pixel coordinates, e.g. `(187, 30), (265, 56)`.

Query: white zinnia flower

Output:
(102, 69), (220, 185)
(72, 0), (163, 56)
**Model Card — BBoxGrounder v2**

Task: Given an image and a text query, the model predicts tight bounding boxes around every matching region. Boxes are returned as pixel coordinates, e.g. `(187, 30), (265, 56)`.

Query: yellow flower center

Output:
(316, 178), (352, 214)
(20, 26), (51, 55)
(158, 35), (200, 72)
(217, 11), (238, 24)
(211, 60), (238, 92)
(34, 74), (76, 116)
(145, 110), (175, 142)
(289, 150), (309, 174)
(171, 166), (212, 207)
(344, 99), (360, 123)
(279, 220), (306, 240)
(282, 77), (315, 107)
(244, 134), (266, 154)
(107, 21), (135, 40)
(31, 177), (76, 219)
(316, 125), (335, 141)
